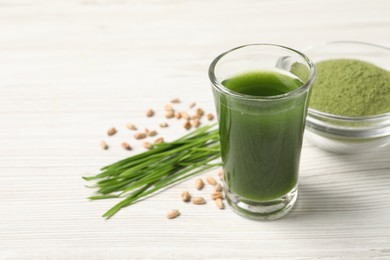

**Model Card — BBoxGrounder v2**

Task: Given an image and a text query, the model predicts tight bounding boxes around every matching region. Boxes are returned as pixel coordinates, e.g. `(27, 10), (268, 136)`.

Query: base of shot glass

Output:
(225, 185), (298, 221)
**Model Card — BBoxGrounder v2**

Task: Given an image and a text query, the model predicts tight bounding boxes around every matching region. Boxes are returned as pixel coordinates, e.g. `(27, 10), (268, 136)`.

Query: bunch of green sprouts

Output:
(84, 124), (221, 219)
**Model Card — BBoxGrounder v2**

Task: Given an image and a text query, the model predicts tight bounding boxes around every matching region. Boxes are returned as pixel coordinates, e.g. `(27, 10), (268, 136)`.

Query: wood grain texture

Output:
(1, 0), (390, 259)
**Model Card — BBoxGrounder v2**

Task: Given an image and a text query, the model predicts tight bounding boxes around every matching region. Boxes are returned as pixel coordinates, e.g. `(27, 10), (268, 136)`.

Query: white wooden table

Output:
(1, 0), (390, 258)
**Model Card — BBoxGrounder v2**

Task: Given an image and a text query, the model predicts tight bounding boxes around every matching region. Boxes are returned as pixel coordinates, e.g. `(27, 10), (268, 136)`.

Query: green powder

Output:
(309, 59), (390, 117)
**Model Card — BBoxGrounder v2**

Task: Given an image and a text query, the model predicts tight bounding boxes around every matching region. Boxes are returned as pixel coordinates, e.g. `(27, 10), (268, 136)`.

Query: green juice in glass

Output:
(218, 70), (306, 202)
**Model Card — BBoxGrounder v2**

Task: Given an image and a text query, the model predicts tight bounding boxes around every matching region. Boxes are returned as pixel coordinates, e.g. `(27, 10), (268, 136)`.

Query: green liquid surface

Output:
(223, 70), (302, 96)
(218, 70), (307, 201)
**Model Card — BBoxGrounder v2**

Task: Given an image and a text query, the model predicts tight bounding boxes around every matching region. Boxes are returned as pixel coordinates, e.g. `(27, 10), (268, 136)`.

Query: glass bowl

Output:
(304, 41), (390, 153)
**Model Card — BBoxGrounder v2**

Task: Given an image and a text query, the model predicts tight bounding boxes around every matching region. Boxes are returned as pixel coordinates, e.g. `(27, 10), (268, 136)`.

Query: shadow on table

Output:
(287, 148), (390, 221)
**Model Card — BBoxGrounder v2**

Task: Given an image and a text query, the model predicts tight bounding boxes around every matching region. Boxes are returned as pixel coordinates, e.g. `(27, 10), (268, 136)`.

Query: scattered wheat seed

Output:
(192, 114), (201, 120)
(134, 132), (147, 140)
(184, 121), (192, 130)
(175, 112), (182, 119)
(196, 108), (204, 117)
(191, 119), (201, 128)
(154, 137), (164, 144)
(207, 113), (215, 121)
(126, 123), (137, 130)
(146, 109), (154, 117)
(144, 128), (150, 134)
(192, 197), (206, 205)
(189, 102), (196, 108)
(195, 178), (204, 190)
(181, 112), (190, 120)
(160, 122), (168, 128)
(107, 127), (117, 136)
(148, 130), (157, 137)
(167, 209), (180, 219)
(164, 104), (174, 112)
(211, 192), (223, 200)
(143, 142), (153, 149)
(100, 140), (109, 150)
(121, 142), (132, 150)
(171, 98), (181, 104)
(166, 111), (175, 119)
(216, 198), (225, 209)
(181, 191), (191, 202)
(207, 176), (217, 186)
(214, 183), (222, 192)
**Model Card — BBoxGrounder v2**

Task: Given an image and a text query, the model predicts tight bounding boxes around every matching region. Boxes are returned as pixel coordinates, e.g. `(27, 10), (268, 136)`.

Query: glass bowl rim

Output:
(303, 40), (390, 54)
(308, 107), (390, 122)
(306, 108), (390, 139)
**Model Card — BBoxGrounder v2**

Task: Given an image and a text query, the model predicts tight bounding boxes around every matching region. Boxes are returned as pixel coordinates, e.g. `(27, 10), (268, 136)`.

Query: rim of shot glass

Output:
(208, 43), (316, 100)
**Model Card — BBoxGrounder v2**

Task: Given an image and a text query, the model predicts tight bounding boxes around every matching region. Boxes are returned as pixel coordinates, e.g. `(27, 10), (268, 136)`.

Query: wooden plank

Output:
(0, 0), (389, 258)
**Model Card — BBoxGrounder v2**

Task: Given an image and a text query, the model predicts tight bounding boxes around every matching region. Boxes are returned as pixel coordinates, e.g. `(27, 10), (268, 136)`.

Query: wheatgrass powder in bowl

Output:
(304, 41), (390, 153)
(309, 59), (390, 117)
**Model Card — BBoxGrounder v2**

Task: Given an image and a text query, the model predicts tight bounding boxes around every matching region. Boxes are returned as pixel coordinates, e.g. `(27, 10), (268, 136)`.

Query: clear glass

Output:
(304, 41), (390, 153)
(306, 109), (390, 153)
(209, 44), (316, 220)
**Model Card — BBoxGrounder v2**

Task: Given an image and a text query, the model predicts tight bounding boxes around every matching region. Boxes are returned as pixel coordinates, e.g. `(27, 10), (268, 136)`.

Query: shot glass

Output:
(209, 44), (315, 220)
